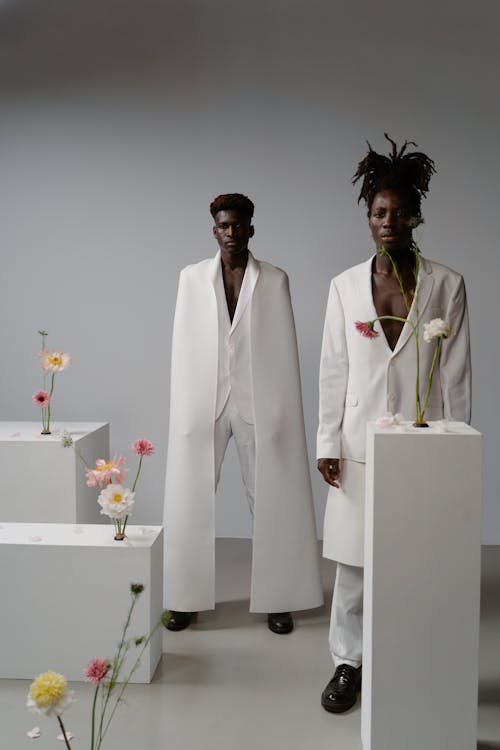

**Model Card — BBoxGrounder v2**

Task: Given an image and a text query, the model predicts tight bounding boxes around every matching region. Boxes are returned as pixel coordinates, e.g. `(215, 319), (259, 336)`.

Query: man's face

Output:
(368, 190), (415, 253)
(213, 209), (254, 257)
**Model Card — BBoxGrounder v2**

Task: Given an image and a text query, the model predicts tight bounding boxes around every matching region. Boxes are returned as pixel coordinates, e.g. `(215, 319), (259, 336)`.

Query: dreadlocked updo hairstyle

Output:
(210, 193), (255, 221)
(352, 134), (436, 221)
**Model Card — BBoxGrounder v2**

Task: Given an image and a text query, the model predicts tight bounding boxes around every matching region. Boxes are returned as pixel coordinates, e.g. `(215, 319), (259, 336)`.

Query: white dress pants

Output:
(329, 562), (364, 669)
(214, 395), (255, 514)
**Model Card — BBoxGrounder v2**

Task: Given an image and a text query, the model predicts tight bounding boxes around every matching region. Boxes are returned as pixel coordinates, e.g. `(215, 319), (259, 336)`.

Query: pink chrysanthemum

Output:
(32, 390), (50, 407)
(131, 439), (155, 457)
(355, 320), (379, 339)
(83, 658), (109, 685)
(85, 455), (128, 488)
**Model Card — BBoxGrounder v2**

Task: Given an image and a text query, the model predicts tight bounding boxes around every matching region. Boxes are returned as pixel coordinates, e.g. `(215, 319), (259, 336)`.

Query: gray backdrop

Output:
(1, 0), (498, 540)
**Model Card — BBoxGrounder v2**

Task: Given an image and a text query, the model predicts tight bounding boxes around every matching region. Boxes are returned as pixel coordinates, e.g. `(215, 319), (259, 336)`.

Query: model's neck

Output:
(220, 248), (249, 271)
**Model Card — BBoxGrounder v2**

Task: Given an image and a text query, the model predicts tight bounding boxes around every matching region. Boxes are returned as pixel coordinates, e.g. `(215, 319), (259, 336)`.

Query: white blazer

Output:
(317, 254), (471, 565)
(317, 254), (471, 462)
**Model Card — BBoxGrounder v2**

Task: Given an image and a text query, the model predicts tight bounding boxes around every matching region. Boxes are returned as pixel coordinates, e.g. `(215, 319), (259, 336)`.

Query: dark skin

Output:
(212, 209), (254, 321)
(318, 188), (419, 487)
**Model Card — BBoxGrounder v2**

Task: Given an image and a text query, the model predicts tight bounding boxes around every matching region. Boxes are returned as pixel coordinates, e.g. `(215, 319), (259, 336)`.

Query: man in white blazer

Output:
(164, 193), (323, 634)
(317, 137), (471, 713)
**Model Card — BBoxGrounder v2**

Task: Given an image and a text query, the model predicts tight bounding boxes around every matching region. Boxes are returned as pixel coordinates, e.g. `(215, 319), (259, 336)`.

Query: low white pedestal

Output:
(0, 422), (109, 523)
(0, 523), (163, 683)
(361, 422), (482, 750)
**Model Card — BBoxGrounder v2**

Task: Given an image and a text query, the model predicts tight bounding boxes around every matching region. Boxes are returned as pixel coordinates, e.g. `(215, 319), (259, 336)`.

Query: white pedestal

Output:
(362, 422), (482, 750)
(0, 523), (163, 683)
(0, 422), (109, 523)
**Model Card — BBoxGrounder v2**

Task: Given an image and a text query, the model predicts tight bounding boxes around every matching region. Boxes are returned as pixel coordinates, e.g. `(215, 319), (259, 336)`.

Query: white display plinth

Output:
(0, 422), (109, 523)
(0, 523), (163, 683)
(362, 422), (482, 750)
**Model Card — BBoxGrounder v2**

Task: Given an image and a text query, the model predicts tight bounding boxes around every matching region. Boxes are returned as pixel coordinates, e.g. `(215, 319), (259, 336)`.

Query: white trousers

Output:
(214, 395), (255, 514)
(329, 562), (364, 669)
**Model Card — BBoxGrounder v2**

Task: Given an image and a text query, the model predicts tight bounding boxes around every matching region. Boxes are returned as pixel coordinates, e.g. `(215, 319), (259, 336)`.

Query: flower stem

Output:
(96, 591), (138, 749)
(131, 455), (144, 493)
(56, 715), (72, 750)
(90, 684), (99, 750)
(100, 619), (162, 741)
(47, 372), (55, 431)
(420, 337), (442, 421)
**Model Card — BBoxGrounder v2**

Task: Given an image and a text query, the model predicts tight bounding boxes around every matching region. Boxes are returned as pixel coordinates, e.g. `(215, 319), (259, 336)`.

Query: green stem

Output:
(100, 620), (162, 742)
(47, 373), (55, 431)
(56, 715), (72, 750)
(386, 256), (412, 312)
(90, 684), (99, 750)
(131, 455), (143, 493)
(420, 337), (442, 421)
(96, 592), (138, 749)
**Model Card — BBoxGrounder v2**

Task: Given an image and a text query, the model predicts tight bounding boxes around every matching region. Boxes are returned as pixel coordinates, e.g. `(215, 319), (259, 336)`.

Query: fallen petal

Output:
(57, 731), (74, 741)
(27, 726), (41, 739)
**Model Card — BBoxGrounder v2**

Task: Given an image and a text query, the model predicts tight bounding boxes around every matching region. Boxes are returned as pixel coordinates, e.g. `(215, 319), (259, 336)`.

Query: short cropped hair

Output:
(209, 193), (255, 221)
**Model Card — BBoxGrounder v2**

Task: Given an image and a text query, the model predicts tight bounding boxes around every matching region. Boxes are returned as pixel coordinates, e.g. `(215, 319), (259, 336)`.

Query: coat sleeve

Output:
(439, 274), (471, 423)
(317, 279), (349, 459)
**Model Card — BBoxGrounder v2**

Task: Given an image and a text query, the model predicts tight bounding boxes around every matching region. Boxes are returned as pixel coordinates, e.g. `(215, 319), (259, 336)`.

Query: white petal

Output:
(27, 726), (41, 739)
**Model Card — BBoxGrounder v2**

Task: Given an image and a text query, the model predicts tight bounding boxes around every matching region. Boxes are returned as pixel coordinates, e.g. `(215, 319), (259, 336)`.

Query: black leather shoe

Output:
(165, 611), (195, 631)
(267, 612), (294, 634)
(321, 664), (362, 713)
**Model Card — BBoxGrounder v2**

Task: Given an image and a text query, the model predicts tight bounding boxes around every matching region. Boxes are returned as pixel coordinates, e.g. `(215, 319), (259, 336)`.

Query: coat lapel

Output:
(393, 254), (434, 355)
(231, 251), (260, 332)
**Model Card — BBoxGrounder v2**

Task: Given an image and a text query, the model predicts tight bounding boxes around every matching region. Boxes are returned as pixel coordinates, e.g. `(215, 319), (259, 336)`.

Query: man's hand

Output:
(317, 458), (341, 488)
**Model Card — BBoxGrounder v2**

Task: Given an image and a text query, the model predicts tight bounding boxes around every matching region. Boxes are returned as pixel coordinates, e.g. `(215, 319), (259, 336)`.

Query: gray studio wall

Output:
(1, 0), (499, 540)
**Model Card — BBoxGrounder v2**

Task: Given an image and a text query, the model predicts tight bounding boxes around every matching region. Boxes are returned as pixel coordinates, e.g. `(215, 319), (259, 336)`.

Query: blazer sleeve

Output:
(317, 279), (349, 459)
(439, 274), (471, 423)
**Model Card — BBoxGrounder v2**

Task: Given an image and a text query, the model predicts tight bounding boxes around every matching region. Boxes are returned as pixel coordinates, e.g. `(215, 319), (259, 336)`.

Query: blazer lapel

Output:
(393, 254), (434, 355)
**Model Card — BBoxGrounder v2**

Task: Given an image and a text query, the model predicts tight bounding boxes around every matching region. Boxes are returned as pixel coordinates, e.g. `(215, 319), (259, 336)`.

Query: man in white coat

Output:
(317, 136), (471, 712)
(164, 193), (323, 634)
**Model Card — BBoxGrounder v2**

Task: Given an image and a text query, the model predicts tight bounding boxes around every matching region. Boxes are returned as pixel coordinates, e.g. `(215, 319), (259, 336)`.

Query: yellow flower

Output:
(27, 671), (74, 717)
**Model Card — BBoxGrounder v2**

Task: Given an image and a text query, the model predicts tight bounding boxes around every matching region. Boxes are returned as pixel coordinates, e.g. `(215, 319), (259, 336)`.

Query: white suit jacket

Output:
(317, 254), (471, 463)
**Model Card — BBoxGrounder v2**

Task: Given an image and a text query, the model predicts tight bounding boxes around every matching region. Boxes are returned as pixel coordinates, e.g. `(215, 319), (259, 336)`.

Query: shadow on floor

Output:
(477, 743), (500, 749)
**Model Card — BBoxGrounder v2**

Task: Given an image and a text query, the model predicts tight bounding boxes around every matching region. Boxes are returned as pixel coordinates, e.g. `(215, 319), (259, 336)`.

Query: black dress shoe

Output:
(321, 664), (362, 713)
(267, 612), (294, 634)
(164, 610), (195, 631)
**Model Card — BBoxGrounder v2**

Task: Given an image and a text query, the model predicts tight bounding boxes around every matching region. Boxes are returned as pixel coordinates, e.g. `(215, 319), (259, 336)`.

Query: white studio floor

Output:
(2, 540), (500, 750)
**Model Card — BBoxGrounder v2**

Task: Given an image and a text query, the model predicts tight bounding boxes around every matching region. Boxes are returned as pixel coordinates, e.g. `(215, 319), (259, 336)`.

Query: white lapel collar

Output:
(230, 251), (260, 332)
(393, 253), (434, 355)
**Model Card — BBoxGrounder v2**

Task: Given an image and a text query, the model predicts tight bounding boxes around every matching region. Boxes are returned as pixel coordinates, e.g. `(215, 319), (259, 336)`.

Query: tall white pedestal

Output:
(0, 523), (163, 683)
(362, 422), (482, 750)
(0, 422), (109, 523)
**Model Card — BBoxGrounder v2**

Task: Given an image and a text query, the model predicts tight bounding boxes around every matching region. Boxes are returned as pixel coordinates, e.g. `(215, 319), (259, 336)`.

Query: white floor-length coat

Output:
(164, 251), (323, 612)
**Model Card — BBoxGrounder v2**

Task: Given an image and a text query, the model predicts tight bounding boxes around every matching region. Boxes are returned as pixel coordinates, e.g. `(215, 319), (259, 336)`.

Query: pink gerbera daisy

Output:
(131, 439), (155, 457)
(355, 320), (379, 339)
(32, 390), (50, 407)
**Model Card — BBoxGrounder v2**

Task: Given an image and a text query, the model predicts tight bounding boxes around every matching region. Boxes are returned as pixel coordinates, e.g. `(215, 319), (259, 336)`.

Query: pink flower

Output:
(32, 391), (50, 407)
(85, 455), (127, 488)
(83, 658), (109, 685)
(131, 439), (155, 457)
(355, 320), (379, 339)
